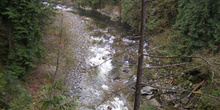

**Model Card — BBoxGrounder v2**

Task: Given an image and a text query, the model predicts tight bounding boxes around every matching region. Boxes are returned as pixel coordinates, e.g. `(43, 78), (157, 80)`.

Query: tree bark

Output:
(134, 0), (146, 110)
(119, 0), (123, 22)
(7, 22), (12, 50)
(7, 0), (12, 50)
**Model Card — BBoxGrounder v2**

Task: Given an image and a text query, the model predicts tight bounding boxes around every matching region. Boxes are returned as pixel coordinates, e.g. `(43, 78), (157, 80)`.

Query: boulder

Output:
(141, 86), (156, 95)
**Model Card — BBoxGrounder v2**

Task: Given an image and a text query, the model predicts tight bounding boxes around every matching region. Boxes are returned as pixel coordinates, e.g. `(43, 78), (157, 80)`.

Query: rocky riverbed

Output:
(54, 8), (138, 110)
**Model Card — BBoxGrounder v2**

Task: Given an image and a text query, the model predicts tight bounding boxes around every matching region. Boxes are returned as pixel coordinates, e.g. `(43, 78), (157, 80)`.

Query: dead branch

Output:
(201, 93), (220, 100)
(145, 46), (160, 52)
(187, 80), (206, 98)
(143, 62), (188, 69)
(89, 58), (112, 69)
(144, 54), (220, 66)
(181, 65), (202, 73)
(86, 44), (136, 70)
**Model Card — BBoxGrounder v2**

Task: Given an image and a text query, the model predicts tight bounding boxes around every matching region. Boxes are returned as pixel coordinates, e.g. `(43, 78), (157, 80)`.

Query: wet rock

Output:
(141, 86), (156, 95)
(107, 106), (112, 110)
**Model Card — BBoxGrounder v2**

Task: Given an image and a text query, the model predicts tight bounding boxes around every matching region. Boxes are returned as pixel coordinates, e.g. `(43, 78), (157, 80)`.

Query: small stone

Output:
(107, 106), (112, 110)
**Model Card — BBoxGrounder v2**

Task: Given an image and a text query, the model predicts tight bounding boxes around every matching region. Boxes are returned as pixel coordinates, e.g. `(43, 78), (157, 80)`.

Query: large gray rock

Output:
(141, 86), (156, 95)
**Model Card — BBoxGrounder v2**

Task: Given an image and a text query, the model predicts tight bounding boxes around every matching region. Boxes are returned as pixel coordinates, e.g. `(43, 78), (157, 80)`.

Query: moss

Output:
(141, 105), (157, 110)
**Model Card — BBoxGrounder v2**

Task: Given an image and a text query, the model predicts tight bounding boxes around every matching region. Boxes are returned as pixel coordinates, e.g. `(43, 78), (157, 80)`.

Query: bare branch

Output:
(86, 44), (136, 70)
(50, 10), (64, 99)
(89, 58), (112, 69)
(145, 46), (160, 52)
(187, 80), (206, 98)
(143, 62), (188, 69)
(201, 93), (220, 100)
(144, 54), (220, 65)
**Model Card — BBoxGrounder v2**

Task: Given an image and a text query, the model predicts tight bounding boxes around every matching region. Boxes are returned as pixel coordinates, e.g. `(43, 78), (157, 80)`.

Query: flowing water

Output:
(49, 3), (139, 109)
(75, 10), (138, 110)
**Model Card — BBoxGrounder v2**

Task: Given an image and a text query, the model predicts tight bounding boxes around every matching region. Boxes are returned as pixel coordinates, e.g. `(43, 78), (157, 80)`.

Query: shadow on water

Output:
(70, 7), (131, 31)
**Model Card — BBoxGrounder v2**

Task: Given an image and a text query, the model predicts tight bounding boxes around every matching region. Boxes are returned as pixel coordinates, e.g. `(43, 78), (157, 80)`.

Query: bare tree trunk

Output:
(134, 0), (146, 110)
(7, 0), (12, 50)
(119, 0), (123, 22)
(50, 9), (64, 99)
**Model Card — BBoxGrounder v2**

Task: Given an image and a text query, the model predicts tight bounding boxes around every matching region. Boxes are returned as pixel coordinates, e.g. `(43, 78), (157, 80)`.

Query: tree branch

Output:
(201, 93), (220, 100)
(144, 54), (220, 65)
(143, 62), (188, 69)
(145, 46), (160, 52)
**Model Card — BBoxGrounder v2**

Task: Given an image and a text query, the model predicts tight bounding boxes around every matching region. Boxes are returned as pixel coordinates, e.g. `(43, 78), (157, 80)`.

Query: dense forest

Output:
(0, 0), (219, 110)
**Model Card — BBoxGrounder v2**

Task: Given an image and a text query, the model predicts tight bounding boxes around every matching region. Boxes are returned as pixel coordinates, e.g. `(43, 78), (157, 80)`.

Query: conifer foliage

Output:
(0, 0), (51, 77)
(172, 0), (220, 55)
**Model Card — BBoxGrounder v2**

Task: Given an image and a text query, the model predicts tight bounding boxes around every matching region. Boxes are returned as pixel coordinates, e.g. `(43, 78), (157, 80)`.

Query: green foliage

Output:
(146, 0), (178, 32)
(0, 75), (34, 110)
(76, 0), (117, 9)
(121, 0), (178, 31)
(76, 0), (100, 9)
(9, 92), (33, 110)
(40, 95), (77, 110)
(0, 0), (54, 77)
(0, 0), (54, 109)
(171, 0), (220, 55)
(3, 0), (43, 77)
(0, 72), (7, 93)
(143, 105), (158, 110)
(39, 84), (78, 110)
(121, 0), (141, 29)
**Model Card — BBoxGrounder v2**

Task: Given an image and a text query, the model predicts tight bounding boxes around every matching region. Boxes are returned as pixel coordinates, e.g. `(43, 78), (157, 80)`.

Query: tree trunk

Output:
(134, 0), (146, 110)
(7, 23), (12, 50)
(119, 0), (123, 22)
(7, 0), (12, 50)
(50, 9), (64, 99)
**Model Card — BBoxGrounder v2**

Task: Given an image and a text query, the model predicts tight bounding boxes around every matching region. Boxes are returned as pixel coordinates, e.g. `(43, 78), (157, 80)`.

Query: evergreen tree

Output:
(121, 0), (141, 29)
(0, 0), (53, 77)
(172, 0), (220, 55)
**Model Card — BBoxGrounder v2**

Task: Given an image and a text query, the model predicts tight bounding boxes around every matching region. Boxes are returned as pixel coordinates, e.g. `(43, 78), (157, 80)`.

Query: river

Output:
(50, 4), (140, 110)
(74, 9), (138, 110)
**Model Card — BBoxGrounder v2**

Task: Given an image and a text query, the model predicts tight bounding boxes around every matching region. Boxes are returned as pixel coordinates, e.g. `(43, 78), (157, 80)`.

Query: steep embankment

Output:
(25, 10), (90, 109)
(95, 4), (220, 110)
